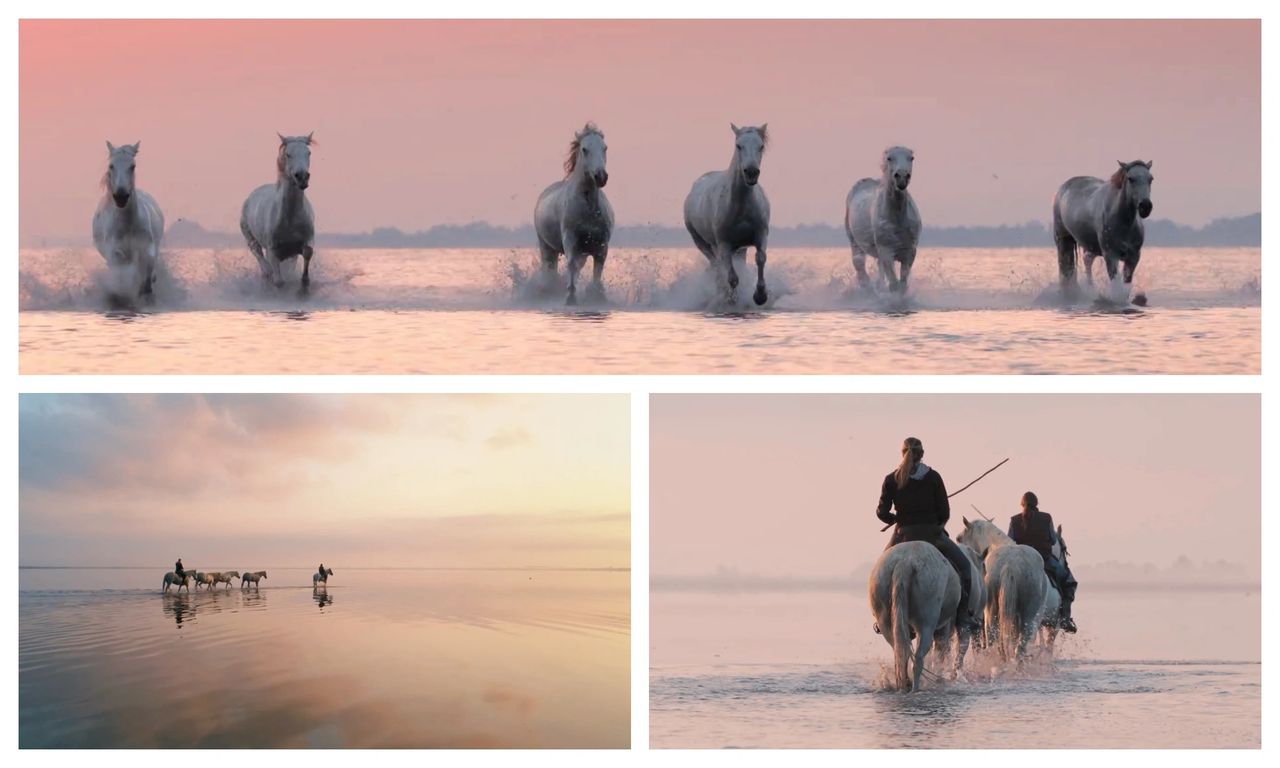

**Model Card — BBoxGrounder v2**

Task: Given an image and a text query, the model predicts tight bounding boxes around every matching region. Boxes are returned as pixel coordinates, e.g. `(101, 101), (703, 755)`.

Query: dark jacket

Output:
(877, 468), (950, 527)
(175, 560), (184, 576)
(1008, 509), (1056, 561)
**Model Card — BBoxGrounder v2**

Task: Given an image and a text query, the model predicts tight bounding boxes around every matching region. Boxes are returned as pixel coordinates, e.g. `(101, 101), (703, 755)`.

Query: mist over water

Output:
(19, 247), (1259, 373)
(649, 588), (1259, 748)
(20, 568), (629, 748)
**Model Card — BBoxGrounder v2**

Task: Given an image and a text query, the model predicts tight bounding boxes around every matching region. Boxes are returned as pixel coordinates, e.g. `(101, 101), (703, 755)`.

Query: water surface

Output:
(650, 587), (1259, 748)
(20, 567), (630, 748)
(19, 247), (1260, 374)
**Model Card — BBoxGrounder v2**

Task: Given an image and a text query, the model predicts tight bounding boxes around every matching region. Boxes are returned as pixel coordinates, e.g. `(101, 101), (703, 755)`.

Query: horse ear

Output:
(278, 132), (287, 145)
(760, 123), (768, 133)
(306, 132), (314, 145)
(131, 141), (141, 153)
(1057, 524), (1063, 535)
(106, 141), (115, 153)
(1146, 160), (1153, 169)
(730, 123), (741, 135)
(1117, 160), (1127, 170)
(962, 516), (971, 527)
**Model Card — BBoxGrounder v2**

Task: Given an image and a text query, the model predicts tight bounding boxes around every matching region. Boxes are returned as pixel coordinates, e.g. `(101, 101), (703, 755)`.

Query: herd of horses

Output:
(161, 567), (333, 593)
(869, 518), (1070, 692)
(93, 125), (1155, 308)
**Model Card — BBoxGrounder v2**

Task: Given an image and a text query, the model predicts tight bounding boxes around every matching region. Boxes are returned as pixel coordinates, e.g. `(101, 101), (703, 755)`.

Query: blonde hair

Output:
(895, 437), (924, 489)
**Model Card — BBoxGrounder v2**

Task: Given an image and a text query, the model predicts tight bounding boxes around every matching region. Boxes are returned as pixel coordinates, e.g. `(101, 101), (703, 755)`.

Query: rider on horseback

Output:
(175, 558), (185, 579)
(1008, 491), (1078, 633)
(876, 437), (981, 632)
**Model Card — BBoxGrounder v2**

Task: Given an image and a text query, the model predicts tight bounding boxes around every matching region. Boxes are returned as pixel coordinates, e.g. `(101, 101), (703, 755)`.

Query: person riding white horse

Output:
(875, 437), (981, 634)
(1008, 491), (1078, 633)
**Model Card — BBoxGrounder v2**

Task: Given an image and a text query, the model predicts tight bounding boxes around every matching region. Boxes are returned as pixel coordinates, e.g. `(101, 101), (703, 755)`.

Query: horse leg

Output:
(264, 247), (284, 288)
(246, 236), (271, 281)
(912, 624), (936, 692)
(752, 241), (769, 306)
(564, 243), (587, 306)
(1083, 252), (1097, 289)
(719, 245), (739, 302)
(1054, 229), (1079, 299)
(876, 245), (900, 294)
(898, 250), (916, 295)
(850, 244), (872, 291)
(300, 244), (314, 293)
(588, 245), (608, 302)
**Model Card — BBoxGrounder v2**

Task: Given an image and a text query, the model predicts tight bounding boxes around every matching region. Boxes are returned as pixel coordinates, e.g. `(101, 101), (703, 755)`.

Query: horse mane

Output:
(564, 122), (604, 177)
(1111, 160), (1150, 188)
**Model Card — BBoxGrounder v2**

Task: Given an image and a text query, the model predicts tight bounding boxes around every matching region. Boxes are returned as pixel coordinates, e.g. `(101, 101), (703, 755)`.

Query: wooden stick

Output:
(879, 458), (1010, 531)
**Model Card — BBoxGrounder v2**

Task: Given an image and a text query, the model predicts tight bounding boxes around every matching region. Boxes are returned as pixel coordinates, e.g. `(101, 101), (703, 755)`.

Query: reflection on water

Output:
(650, 588), (1259, 748)
(20, 568), (629, 748)
(18, 247), (1260, 374)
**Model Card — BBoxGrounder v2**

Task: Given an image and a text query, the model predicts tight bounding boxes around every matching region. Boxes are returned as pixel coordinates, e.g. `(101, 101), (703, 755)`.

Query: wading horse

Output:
(957, 518), (1051, 663)
(534, 123), (614, 305)
(1037, 525), (1071, 650)
(868, 541), (960, 692)
(212, 571), (240, 589)
(684, 124), (772, 306)
(1052, 160), (1154, 302)
(950, 540), (988, 670)
(845, 146), (920, 296)
(240, 134), (316, 291)
(93, 141), (165, 304)
(240, 571), (267, 589)
(162, 570), (194, 593)
(313, 567), (334, 587)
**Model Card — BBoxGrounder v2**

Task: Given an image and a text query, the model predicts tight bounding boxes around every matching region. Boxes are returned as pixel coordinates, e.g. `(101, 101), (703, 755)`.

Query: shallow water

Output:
(649, 588), (1259, 748)
(19, 568), (629, 748)
(18, 247), (1260, 374)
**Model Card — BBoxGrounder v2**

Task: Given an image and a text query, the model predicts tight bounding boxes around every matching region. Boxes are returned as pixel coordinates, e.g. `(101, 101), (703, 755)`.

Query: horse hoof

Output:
(753, 287), (768, 306)
(565, 293), (578, 307)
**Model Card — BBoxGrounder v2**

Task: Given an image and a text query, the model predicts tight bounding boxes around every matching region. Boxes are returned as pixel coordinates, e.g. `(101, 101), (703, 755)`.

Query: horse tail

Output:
(997, 567), (1019, 660)
(891, 567), (913, 690)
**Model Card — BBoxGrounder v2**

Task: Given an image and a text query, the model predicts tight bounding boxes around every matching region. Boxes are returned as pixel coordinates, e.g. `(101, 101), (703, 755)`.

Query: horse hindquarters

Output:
(891, 579), (913, 691)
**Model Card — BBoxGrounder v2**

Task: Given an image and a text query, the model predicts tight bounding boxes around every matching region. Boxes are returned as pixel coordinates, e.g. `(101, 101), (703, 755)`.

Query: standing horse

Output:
(313, 567), (334, 587)
(845, 146), (920, 296)
(162, 570), (194, 594)
(684, 124), (772, 306)
(212, 571), (239, 590)
(1052, 160), (1154, 302)
(240, 133), (316, 291)
(240, 571), (267, 589)
(957, 518), (1051, 663)
(868, 541), (960, 692)
(93, 141), (165, 304)
(534, 123), (614, 305)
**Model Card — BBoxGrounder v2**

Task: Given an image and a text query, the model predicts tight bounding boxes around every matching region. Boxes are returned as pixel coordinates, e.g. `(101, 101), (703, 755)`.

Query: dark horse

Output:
(1052, 160), (1154, 303)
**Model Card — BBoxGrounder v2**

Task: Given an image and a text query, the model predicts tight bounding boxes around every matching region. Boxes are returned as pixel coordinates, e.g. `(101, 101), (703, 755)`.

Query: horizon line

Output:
(20, 565), (631, 572)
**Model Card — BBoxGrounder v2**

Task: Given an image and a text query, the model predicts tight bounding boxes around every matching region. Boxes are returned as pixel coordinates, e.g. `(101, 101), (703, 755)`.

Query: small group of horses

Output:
(869, 518), (1071, 692)
(95, 124), (1154, 308)
(161, 567), (333, 593)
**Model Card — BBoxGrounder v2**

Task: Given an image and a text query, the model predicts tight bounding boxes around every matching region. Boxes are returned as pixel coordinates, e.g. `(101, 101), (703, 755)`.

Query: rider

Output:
(1007, 491), (1078, 633)
(876, 437), (980, 632)
(318, 562), (326, 577)
(175, 557), (185, 579)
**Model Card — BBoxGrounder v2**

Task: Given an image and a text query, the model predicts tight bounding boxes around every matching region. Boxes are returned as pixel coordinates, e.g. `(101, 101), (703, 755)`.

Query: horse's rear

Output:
(869, 542), (958, 691)
(983, 545), (1048, 662)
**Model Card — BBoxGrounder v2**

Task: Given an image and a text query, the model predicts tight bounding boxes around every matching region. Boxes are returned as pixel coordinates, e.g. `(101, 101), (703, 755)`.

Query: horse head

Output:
(104, 141), (140, 208)
(277, 133), (314, 190)
(566, 123), (608, 188)
(882, 145), (915, 191)
(730, 123), (768, 186)
(1113, 160), (1154, 218)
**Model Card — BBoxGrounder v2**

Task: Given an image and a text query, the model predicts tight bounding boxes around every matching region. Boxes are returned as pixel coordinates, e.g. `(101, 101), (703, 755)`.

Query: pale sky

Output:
(19, 19), (1259, 243)
(19, 394), (630, 568)
(651, 394), (1259, 578)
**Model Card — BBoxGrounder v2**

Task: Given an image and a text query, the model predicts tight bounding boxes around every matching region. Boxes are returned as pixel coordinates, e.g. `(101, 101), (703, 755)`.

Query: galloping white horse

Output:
(313, 567), (334, 587)
(162, 570), (194, 593)
(957, 518), (1052, 662)
(684, 124), (772, 306)
(845, 146), (920, 296)
(534, 123), (614, 305)
(93, 141), (165, 303)
(240, 134), (316, 291)
(1053, 160), (1154, 302)
(240, 571), (267, 589)
(868, 541), (960, 691)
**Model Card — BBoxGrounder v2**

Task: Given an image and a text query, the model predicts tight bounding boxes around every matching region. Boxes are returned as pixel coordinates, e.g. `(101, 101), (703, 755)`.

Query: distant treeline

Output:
(155, 212), (1260, 249)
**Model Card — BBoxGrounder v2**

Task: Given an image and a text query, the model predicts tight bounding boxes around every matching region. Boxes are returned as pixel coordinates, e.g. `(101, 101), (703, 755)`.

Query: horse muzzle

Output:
(112, 192), (131, 207)
(294, 172), (311, 190)
(743, 168), (761, 186)
(1138, 200), (1153, 218)
(594, 170), (609, 187)
(894, 176), (911, 191)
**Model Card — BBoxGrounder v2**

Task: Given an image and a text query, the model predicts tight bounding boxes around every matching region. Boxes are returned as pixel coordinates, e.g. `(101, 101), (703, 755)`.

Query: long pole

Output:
(879, 458), (1010, 532)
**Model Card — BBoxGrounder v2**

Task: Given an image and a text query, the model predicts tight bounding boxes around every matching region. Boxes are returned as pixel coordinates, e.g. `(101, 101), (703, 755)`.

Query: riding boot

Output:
(1059, 596), (1077, 634)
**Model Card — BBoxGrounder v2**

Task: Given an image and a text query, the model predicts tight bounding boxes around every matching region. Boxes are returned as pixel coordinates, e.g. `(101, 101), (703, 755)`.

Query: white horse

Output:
(684, 124), (772, 306)
(92, 141), (165, 304)
(192, 571), (218, 591)
(240, 133), (316, 291)
(957, 518), (1051, 663)
(162, 570), (194, 593)
(868, 541), (960, 692)
(212, 571), (239, 589)
(845, 146), (920, 296)
(313, 567), (334, 587)
(534, 123), (614, 305)
(240, 571), (267, 589)
(951, 540), (988, 671)
(1053, 160), (1154, 302)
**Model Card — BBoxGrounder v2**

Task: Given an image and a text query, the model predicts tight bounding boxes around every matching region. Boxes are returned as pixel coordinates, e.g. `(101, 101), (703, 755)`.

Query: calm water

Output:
(650, 588), (1260, 748)
(18, 246), (1260, 374)
(20, 568), (629, 748)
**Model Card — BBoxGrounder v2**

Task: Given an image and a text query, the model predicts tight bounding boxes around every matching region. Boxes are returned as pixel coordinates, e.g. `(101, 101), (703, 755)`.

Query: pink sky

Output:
(650, 394), (1259, 579)
(19, 19), (1259, 243)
